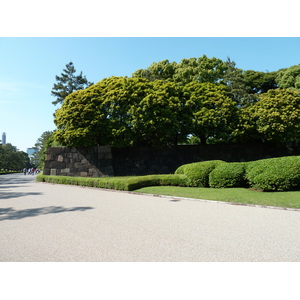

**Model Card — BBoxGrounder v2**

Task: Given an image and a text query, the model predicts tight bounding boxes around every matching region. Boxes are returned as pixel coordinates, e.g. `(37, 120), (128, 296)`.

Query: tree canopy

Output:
(0, 144), (30, 170)
(51, 61), (93, 105)
(50, 55), (300, 148)
(276, 64), (300, 91)
(252, 89), (300, 142)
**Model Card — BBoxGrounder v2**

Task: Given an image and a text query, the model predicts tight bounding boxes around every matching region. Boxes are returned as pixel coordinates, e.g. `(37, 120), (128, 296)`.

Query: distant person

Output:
(23, 168), (27, 175)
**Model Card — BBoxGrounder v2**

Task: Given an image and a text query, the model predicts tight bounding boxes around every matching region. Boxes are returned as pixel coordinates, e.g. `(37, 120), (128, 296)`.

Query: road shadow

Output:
(0, 185), (27, 189)
(0, 175), (37, 185)
(0, 191), (43, 200)
(0, 206), (94, 221)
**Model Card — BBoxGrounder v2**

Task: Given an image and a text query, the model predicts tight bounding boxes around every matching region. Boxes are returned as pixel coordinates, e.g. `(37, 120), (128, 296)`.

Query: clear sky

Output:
(1, 37), (300, 152)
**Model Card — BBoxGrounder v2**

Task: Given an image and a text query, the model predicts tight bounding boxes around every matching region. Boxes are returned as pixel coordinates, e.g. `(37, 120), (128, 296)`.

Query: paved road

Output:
(0, 173), (299, 261)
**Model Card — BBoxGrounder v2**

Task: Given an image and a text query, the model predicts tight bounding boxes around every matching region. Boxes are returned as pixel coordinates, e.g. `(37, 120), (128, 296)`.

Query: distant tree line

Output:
(0, 143), (30, 170)
(50, 56), (300, 148)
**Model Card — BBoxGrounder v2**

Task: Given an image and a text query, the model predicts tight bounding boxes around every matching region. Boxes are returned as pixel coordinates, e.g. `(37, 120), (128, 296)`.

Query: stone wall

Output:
(43, 146), (114, 177)
(43, 142), (300, 177)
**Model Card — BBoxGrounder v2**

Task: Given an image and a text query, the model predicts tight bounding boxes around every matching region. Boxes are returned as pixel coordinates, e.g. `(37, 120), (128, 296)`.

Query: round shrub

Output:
(183, 160), (225, 187)
(245, 156), (300, 191)
(209, 162), (247, 188)
(245, 158), (274, 186)
(174, 164), (187, 175)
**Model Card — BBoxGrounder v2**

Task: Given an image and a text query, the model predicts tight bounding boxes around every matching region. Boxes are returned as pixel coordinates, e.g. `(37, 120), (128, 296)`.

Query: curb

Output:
(37, 181), (300, 212)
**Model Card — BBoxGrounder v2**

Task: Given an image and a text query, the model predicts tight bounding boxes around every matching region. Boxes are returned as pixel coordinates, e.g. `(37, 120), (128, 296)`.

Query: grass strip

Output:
(37, 174), (300, 209)
(134, 186), (300, 209)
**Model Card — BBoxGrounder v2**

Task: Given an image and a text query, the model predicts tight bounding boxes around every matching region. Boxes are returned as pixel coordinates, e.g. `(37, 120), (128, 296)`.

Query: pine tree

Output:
(51, 61), (93, 105)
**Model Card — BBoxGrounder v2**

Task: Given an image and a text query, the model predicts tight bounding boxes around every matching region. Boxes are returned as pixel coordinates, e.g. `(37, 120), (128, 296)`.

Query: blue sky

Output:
(1, 37), (300, 152)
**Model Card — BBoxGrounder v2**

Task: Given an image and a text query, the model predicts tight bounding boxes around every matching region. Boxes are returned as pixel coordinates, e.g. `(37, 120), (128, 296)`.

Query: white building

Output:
(27, 148), (37, 156)
(2, 132), (6, 145)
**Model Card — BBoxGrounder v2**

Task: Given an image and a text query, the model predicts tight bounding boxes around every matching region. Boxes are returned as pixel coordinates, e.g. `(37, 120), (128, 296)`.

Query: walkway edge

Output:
(36, 181), (300, 212)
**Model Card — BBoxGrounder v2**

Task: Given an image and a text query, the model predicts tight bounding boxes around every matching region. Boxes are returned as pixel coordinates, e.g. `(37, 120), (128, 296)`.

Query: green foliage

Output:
(130, 80), (186, 145)
(54, 76), (190, 147)
(176, 160), (225, 187)
(135, 186), (300, 209)
(173, 55), (228, 85)
(243, 70), (278, 94)
(174, 164), (187, 175)
(54, 77), (153, 147)
(184, 82), (238, 144)
(276, 64), (300, 90)
(253, 89), (300, 142)
(0, 170), (21, 174)
(0, 143), (30, 170)
(37, 156), (300, 193)
(52, 56), (300, 148)
(132, 55), (228, 86)
(36, 174), (187, 191)
(209, 162), (246, 188)
(231, 105), (263, 143)
(51, 61), (93, 105)
(245, 156), (300, 191)
(132, 59), (177, 82)
(31, 131), (56, 169)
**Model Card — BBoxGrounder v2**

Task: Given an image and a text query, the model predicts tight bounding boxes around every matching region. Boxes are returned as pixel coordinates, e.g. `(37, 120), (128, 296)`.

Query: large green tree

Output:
(243, 70), (278, 94)
(31, 131), (55, 168)
(173, 55), (228, 85)
(132, 55), (228, 86)
(55, 76), (189, 147)
(0, 144), (30, 170)
(183, 82), (238, 144)
(276, 64), (300, 91)
(130, 80), (186, 146)
(132, 59), (177, 82)
(250, 89), (300, 142)
(51, 61), (93, 105)
(54, 77), (152, 147)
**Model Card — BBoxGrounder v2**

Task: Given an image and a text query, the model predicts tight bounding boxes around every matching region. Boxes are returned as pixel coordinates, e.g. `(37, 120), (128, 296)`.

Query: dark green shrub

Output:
(36, 174), (187, 191)
(245, 156), (300, 191)
(209, 162), (247, 188)
(181, 160), (225, 187)
(174, 164), (187, 175)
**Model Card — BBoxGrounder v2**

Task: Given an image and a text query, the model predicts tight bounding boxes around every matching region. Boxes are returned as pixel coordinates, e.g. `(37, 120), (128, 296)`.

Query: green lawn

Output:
(134, 186), (300, 209)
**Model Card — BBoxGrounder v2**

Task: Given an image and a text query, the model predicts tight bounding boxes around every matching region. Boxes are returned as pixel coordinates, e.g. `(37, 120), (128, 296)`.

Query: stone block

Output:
(74, 162), (82, 168)
(80, 172), (88, 177)
(58, 155), (64, 162)
(81, 159), (89, 164)
(50, 169), (57, 176)
(61, 168), (70, 173)
(46, 154), (53, 161)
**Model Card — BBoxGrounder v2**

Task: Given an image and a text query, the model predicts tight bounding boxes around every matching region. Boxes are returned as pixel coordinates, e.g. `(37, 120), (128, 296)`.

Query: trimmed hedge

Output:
(175, 160), (225, 187)
(209, 162), (247, 188)
(0, 170), (21, 175)
(37, 155), (300, 192)
(36, 174), (187, 191)
(245, 156), (300, 191)
(176, 156), (300, 191)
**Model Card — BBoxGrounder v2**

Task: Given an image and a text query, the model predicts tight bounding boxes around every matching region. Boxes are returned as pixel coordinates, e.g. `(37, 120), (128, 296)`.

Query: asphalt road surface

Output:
(0, 173), (299, 262)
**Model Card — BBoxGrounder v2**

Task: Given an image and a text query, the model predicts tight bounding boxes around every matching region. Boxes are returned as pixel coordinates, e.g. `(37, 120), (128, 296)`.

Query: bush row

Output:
(176, 156), (300, 191)
(36, 174), (187, 191)
(0, 170), (21, 175)
(37, 155), (300, 192)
